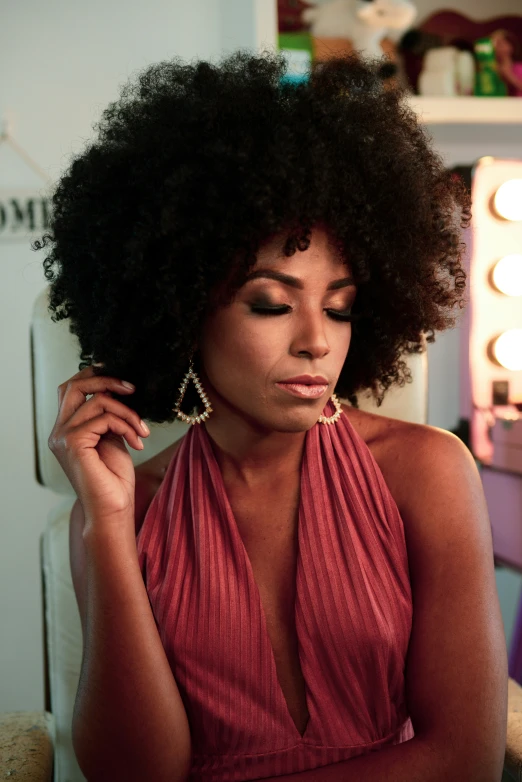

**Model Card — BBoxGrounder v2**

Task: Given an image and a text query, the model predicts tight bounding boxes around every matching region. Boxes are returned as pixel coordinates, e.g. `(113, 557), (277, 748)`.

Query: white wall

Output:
(0, 0), (251, 715)
(1, 0), (520, 714)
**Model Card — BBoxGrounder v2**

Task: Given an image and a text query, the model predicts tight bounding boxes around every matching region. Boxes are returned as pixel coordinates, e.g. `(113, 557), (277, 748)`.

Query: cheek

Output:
(200, 313), (277, 379)
(236, 323), (282, 364)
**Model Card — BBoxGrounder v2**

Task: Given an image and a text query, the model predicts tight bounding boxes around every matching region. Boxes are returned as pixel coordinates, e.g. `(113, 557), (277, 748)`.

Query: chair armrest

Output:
(505, 677), (522, 780)
(0, 711), (54, 782)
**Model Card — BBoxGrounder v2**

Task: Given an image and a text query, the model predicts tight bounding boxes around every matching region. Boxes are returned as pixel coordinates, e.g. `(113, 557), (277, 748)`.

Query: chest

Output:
(226, 480), (311, 734)
(226, 430), (400, 625)
(223, 434), (402, 737)
(226, 482), (301, 626)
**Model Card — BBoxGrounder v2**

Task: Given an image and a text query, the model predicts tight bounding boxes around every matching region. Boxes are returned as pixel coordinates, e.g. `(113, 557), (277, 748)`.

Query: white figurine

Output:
(418, 47), (475, 96)
(301, 0), (417, 60)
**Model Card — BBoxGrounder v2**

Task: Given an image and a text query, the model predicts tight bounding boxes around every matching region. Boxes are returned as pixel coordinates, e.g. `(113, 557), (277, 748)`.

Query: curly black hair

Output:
(34, 48), (470, 423)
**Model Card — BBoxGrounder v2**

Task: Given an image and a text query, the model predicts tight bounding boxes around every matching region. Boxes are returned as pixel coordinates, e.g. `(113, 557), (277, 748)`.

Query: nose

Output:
(292, 310), (342, 360)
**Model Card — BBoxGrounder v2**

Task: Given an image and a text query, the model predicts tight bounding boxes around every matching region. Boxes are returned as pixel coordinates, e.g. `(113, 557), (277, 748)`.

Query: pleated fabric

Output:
(136, 399), (414, 781)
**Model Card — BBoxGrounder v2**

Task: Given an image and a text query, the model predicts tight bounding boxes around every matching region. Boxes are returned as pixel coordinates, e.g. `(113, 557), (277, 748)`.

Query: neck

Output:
(203, 416), (307, 491)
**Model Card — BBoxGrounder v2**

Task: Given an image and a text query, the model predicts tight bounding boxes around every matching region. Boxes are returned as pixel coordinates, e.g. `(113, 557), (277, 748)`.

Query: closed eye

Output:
(249, 305), (363, 322)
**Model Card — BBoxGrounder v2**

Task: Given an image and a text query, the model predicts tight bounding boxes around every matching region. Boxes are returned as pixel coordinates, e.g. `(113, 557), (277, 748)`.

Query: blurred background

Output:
(2, 0), (521, 725)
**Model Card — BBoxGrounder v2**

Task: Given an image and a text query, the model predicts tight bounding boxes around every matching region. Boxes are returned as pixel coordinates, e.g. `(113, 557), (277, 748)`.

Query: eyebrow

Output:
(243, 269), (356, 290)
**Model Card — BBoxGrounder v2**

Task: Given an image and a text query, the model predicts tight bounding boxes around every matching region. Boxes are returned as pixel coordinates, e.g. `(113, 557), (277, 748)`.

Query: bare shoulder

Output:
(339, 400), (423, 460)
(340, 402), (464, 516)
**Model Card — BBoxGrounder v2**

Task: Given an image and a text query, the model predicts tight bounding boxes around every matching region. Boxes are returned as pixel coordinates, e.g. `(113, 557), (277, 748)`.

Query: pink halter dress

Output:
(136, 399), (414, 780)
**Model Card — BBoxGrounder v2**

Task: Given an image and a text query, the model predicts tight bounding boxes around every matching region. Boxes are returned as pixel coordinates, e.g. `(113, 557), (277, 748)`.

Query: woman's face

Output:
(196, 226), (356, 435)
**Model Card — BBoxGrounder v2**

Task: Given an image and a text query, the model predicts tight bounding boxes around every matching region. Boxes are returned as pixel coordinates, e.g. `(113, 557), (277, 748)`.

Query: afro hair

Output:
(35, 48), (470, 423)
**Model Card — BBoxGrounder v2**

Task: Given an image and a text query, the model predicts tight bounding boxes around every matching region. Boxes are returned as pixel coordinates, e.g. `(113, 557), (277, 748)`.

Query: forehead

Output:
(245, 228), (355, 290)
(255, 227), (347, 268)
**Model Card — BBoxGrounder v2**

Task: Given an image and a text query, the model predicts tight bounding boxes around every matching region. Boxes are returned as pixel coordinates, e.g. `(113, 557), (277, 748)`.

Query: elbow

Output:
(73, 756), (191, 782)
(72, 728), (191, 782)
(417, 731), (506, 782)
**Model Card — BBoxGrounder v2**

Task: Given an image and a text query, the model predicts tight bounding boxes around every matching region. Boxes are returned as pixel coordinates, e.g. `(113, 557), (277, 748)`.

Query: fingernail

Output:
(120, 381), (135, 390)
(140, 420), (150, 435)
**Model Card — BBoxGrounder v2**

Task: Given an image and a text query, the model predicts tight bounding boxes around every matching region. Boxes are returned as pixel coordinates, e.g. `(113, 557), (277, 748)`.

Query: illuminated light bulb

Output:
(493, 179), (522, 221)
(488, 330), (522, 371)
(491, 254), (522, 296)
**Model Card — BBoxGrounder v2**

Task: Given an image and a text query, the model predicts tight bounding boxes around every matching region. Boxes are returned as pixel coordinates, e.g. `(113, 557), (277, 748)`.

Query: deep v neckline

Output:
(201, 423), (313, 742)
(137, 401), (417, 774)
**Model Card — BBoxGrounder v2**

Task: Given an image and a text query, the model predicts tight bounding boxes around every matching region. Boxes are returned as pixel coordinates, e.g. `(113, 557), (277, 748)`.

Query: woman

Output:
(491, 28), (522, 96)
(41, 50), (507, 781)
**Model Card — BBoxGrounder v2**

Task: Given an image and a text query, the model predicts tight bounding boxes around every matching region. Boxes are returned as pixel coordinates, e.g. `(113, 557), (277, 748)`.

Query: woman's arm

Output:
(70, 502), (192, 782)
(258, 734), (454, 781)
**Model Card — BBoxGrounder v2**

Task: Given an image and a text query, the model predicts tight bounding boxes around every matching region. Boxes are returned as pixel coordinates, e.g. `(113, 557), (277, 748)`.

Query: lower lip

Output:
(276, 382), (328, 399)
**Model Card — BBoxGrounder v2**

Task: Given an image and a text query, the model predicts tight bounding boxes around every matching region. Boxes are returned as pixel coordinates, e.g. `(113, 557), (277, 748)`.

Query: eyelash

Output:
(250, 306), (362, 322)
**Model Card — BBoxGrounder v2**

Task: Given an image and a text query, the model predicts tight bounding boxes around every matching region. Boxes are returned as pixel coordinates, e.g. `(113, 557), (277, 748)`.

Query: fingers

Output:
(57, 364), (110, 409)
(51, 365), (147, 448)
(57, 366), (135, 418)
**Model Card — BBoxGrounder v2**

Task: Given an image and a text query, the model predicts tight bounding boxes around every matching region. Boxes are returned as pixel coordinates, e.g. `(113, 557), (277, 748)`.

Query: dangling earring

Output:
(173, 349), (213, 425)
(317, 393), (342, 425)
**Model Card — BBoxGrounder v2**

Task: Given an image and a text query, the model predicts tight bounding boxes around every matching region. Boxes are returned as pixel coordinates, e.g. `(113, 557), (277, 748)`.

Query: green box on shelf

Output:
(278, 32), (312, 85)
(278, 32), (313, 54)
(474, 36), (508, 97)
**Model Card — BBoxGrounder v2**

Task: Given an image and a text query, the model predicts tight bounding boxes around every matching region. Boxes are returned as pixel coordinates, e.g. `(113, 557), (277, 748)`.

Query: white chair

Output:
(2, 287), (521, 781)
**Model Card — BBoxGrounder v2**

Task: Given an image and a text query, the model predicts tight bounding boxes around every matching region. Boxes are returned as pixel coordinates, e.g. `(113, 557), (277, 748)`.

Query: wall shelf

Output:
(405, 96), (522, 125)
